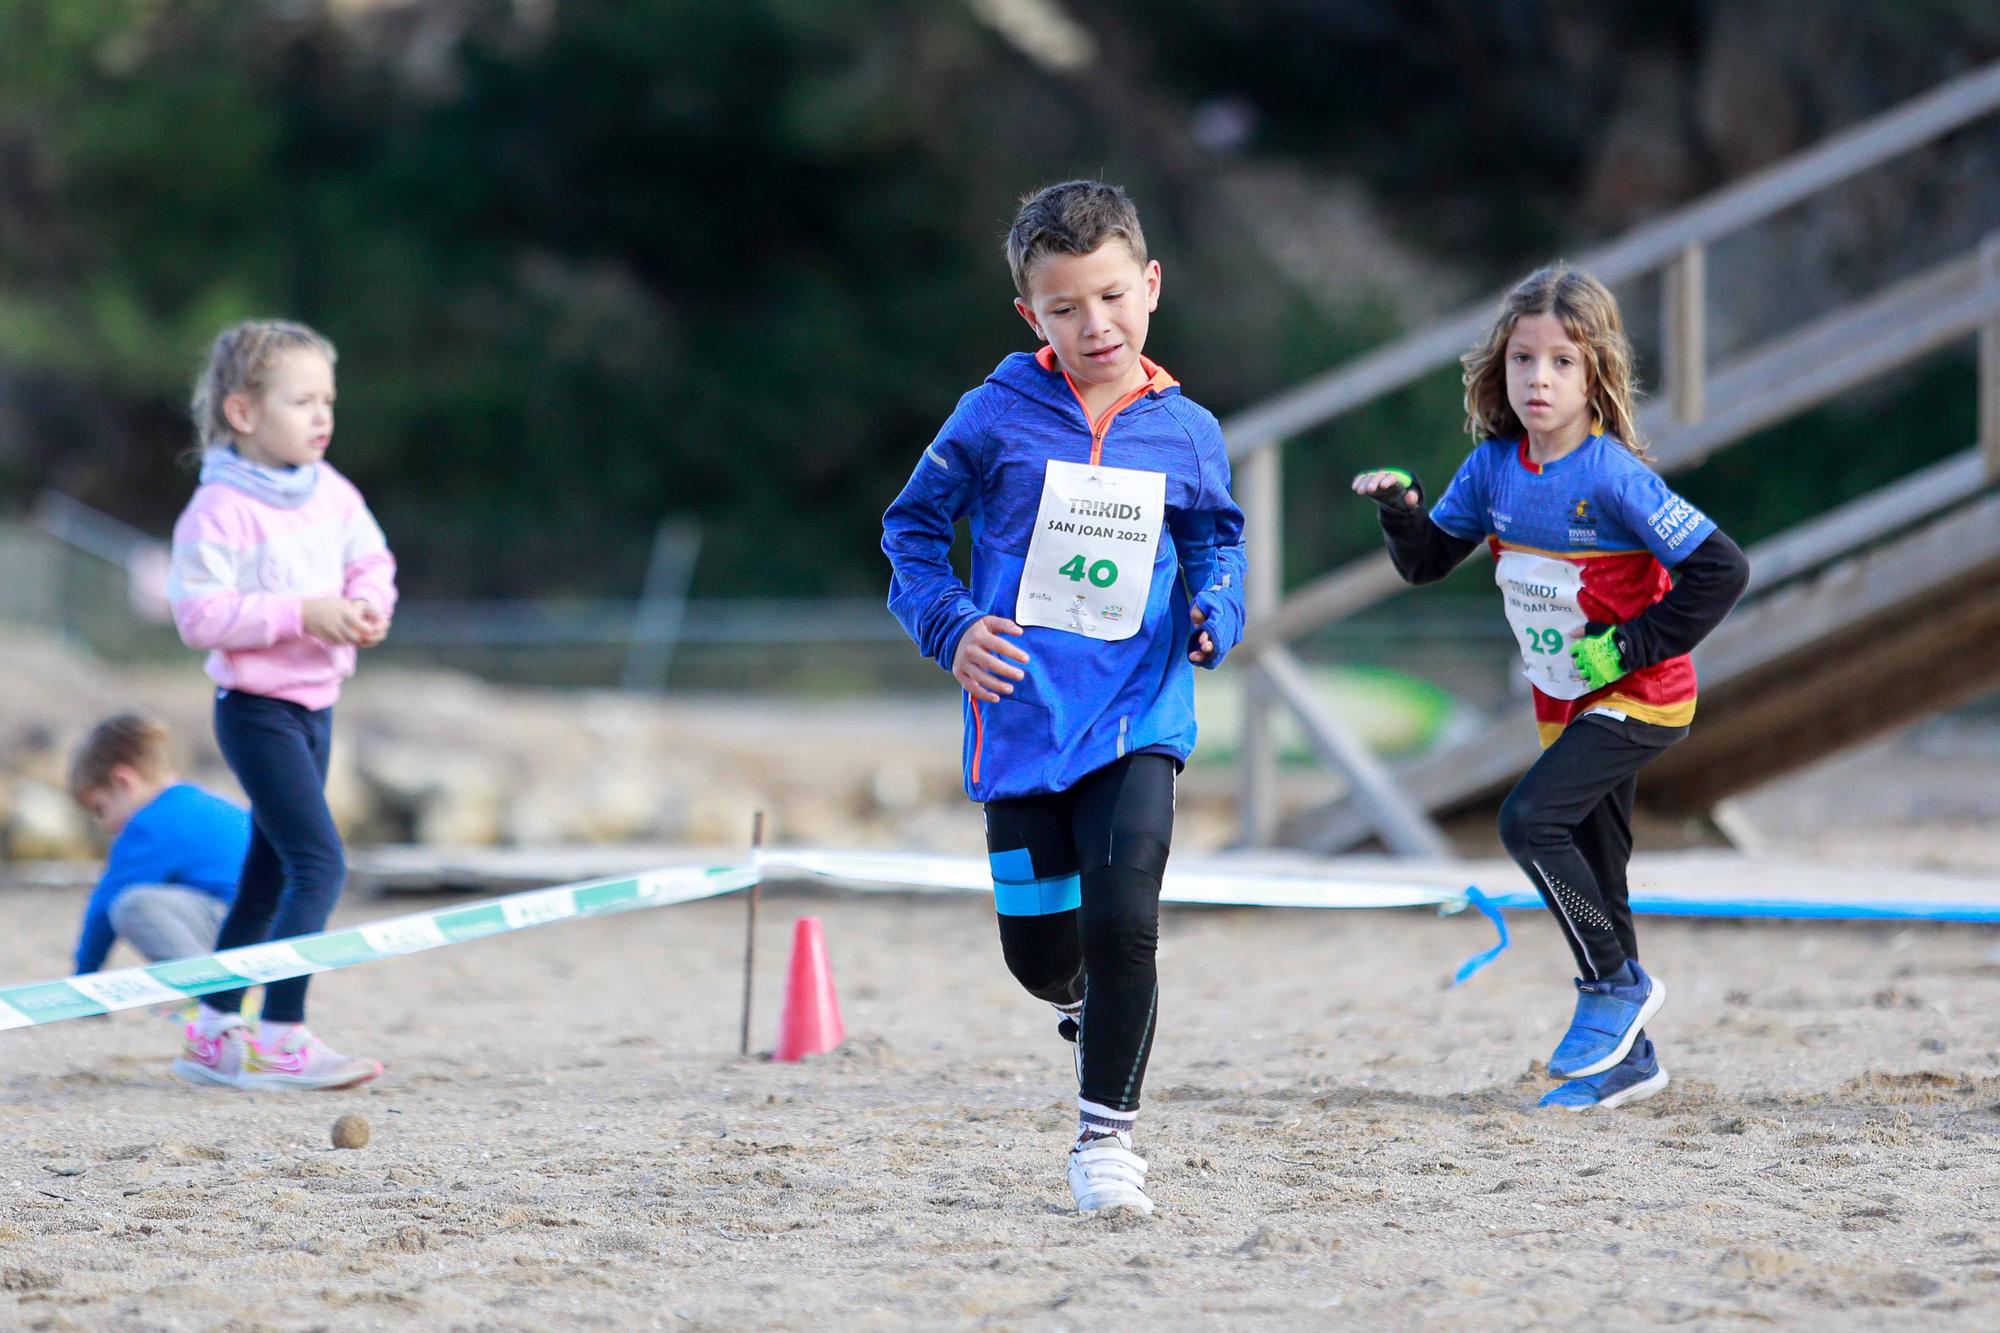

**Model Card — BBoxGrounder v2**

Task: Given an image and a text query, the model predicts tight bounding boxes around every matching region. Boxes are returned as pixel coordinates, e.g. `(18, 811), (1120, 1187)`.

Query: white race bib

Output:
(1495, 550), (1594, 699)
(1016, 460), (1165, 642)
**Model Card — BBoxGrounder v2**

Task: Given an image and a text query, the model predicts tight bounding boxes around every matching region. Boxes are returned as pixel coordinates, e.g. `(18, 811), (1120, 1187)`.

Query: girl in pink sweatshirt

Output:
(166, 320), (395, 1091)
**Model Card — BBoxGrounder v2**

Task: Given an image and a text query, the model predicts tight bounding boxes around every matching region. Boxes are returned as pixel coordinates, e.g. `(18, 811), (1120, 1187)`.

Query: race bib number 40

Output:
(1016, 460), (1166, 642)
(1495, 550), (1594, 700)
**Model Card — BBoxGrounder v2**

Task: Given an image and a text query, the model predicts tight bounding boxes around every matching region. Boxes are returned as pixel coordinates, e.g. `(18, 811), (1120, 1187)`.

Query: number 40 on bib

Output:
(1016, 460), (1165, 642)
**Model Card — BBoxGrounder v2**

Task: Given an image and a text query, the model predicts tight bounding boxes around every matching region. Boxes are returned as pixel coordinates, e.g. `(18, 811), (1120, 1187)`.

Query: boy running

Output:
(883, 180), (1246, 1213)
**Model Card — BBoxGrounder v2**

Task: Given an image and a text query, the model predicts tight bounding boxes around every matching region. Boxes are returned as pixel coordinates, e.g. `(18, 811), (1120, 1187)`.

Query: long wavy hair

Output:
(1460, 263), (1644, 456)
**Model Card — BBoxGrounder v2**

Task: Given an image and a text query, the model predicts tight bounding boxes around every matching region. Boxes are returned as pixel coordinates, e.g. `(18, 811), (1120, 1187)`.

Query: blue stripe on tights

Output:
(993, 874), (1082, 917)
(988, 848), (1081, 916)
(988, 847), (1034, 884)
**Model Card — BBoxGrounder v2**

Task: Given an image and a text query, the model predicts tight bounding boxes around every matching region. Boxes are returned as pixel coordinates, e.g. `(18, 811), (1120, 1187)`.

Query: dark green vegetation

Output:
(1, 1), (1995, 598)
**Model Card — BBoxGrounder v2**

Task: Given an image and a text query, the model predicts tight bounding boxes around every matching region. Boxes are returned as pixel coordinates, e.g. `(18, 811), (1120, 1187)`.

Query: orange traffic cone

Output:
(772, 917), (845, 1061)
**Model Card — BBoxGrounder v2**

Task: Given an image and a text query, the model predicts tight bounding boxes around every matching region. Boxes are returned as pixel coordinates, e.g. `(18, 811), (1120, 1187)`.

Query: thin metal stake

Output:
(739, 811), (765, 1056)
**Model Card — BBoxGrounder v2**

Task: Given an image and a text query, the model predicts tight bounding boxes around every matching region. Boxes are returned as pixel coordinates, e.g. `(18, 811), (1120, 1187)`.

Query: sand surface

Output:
(4, 875), (2000, 1331)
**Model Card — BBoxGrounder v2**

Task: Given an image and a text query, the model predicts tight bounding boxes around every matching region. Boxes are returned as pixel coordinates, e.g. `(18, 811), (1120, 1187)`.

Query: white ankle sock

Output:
(258, 1020), (304, 1047)
(194, 1004), (242, 1036)
(1077, 1096), (1136, 1143)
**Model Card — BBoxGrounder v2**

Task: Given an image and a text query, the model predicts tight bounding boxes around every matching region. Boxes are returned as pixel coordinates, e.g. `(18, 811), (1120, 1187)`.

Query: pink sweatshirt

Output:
(167, 464), (398, 710)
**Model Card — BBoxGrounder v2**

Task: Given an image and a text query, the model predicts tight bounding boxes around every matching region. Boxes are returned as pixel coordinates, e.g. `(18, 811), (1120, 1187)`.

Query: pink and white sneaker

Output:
(171, 1014), (251, 1088)
(239, 1026), (382, 1091)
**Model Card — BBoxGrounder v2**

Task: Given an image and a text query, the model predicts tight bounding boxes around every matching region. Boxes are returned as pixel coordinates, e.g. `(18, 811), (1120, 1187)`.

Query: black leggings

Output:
(983, 754), (1176, 1115)
(207, 690), (346, 1024)
(1497, 714), (1683, 981)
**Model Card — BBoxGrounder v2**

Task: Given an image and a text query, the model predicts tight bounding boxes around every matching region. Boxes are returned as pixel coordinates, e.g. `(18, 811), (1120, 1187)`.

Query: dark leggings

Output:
(207, 690), (345, 1024)
(1497, 714), (1683, 981)
(983, 754), (1176, 1115)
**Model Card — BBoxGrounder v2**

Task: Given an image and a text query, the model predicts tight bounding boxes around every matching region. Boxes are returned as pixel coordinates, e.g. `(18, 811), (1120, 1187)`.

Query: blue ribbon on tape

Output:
(1451, 885), (1511, 985)
(1470, 888), (2000, 923)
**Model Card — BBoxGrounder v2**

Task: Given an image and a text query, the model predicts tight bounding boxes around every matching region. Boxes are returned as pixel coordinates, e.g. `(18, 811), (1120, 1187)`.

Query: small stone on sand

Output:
(331, 1114), (370, 1150)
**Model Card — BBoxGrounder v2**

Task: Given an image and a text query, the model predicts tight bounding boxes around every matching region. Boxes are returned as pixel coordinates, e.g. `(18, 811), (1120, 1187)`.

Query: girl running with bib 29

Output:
(1353, 264), (1747, 1111)
(884, 180), (1246, 1211)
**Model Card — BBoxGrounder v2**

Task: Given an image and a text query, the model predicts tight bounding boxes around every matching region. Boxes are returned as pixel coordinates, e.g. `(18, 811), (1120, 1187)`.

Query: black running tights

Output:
(983, 754), (1175, 1114)
(1497, 714), (1683, 981)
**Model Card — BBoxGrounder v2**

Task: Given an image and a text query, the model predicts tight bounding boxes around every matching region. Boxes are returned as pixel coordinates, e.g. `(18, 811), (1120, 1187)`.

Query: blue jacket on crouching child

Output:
(883, 347), (1247, 802)
(74, 783), (246, 975)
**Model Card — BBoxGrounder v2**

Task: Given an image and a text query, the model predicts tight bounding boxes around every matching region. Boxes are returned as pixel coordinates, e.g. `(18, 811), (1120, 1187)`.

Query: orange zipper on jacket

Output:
(970, 697), (984, 784)
(1035, 345), (1176, 465)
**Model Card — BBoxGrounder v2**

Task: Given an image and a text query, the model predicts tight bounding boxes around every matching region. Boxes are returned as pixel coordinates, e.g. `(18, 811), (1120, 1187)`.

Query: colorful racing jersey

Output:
(1429, 434), (1716, 744)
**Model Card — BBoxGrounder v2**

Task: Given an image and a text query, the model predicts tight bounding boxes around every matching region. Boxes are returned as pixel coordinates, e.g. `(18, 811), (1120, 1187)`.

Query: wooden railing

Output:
(1223, 60), (2000, 851)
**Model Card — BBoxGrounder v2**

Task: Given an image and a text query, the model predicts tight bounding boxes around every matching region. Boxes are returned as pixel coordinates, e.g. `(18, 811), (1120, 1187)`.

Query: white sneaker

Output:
(1068, 1131), (1154, 1215)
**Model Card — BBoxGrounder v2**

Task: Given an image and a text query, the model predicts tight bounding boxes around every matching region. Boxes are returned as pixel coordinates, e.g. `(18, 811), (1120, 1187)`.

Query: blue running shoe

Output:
(1539, 1038), (1669, 1111)
(1547, 961), (1664, 1079)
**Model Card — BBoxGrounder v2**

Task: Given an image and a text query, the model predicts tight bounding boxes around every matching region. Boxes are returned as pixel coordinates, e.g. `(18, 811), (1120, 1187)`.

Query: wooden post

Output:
(1238, 442), (1282, 845)
(1981, 233), (2000, 480)
(621, 519), (701, 693)
(1663, 244), (1707, 426)
(739, 811), (764, 1057)
(1232, 444), (1280, 840)
(1257, 645), (1453, 859)
(1240, 672), (1276, 846)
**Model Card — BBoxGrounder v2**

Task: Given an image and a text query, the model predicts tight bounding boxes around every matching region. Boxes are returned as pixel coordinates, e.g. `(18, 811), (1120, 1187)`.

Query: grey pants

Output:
(108, 886), (230, 964)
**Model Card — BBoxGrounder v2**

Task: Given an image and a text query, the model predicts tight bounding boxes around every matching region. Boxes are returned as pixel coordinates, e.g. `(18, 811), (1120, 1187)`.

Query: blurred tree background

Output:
(2, 0), (1998, 600)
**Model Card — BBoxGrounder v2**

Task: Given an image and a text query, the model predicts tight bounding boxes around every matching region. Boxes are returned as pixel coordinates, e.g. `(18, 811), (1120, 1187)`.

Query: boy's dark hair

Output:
(70, 714), (173, 799)
(1006, 180), (1149, 297)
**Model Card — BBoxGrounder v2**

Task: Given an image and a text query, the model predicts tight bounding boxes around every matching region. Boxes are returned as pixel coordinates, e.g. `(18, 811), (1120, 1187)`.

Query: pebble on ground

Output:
(331, 1114), (370, 1149)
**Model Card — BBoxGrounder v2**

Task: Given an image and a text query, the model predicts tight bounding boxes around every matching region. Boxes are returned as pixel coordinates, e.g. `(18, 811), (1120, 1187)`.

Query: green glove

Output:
(1357, 468), (1421, 510)
(1569, 625), (1629, 690)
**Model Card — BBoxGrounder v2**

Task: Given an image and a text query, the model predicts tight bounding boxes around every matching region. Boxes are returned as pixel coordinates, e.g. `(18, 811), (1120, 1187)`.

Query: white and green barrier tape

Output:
(0, 864), (757, 1031)
(4, 851), (1511, 1032)
(13, 842), (1991, 1035)
(12, 836), (1993, 1040)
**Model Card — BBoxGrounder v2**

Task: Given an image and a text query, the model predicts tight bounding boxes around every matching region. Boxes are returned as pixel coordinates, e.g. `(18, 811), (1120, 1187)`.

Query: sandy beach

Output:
(4, 865), (1999, 1330)
(7, 7), (2000, 1328)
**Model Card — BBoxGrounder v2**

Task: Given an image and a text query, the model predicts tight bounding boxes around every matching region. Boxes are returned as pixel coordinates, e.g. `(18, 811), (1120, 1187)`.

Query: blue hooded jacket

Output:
(883, 348), (1247, 801)
(74, 783), (246, 975)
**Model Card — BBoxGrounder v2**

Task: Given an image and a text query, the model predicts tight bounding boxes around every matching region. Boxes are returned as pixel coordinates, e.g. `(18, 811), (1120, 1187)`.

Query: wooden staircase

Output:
(1222, 62), (2000, 853)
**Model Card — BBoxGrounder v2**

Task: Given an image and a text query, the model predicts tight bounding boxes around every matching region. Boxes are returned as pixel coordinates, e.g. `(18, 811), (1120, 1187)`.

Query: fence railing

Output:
(1221, 59), (2000, 851)
(21, 496), (912, 691)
